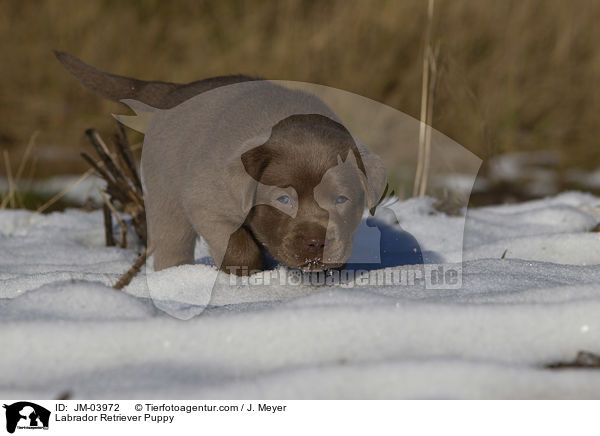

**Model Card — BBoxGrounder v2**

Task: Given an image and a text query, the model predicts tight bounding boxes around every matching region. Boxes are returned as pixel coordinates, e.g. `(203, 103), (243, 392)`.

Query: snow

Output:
(1, 191), (600, 399)
(485, 151), (561, 196)
(566, 167), (600, 190)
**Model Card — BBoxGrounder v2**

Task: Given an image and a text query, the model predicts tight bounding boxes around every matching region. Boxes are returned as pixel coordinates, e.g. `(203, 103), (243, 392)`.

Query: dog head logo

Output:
(3, 402), (50, 433)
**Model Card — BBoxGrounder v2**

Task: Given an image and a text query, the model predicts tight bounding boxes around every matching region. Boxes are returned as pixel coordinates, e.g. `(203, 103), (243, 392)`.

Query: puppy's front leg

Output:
(148, 204), (197, 271)
(220, 226), (264, 276)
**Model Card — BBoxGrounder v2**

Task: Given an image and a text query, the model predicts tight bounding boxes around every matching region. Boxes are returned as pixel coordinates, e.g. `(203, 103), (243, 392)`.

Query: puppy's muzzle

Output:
(293, 225), (347, 271)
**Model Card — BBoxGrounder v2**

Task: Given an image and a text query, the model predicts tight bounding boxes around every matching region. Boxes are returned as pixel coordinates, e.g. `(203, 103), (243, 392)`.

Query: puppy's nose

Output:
(304, 235), (326, 253)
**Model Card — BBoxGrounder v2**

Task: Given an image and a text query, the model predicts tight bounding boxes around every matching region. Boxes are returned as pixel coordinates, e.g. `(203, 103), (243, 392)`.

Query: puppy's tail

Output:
(54, 50), (177, 108)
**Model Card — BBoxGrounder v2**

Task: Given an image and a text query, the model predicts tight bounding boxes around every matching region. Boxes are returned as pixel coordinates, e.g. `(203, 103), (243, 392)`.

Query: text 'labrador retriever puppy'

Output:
(55, 51), (387, 275)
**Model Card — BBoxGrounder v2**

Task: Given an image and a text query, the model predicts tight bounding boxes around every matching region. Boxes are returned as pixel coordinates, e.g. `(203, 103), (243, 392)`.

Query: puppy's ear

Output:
(240, 144), (271, 182)
(113, 99), (157, 134)
(354, 144), (387, 214)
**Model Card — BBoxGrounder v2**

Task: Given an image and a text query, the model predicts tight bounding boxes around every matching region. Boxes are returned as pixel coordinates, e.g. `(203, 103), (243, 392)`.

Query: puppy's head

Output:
(241, 114), (385, 271)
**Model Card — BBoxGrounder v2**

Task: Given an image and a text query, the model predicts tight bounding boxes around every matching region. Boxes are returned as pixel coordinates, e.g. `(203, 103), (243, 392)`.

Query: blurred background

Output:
(1, 0), (599, 209)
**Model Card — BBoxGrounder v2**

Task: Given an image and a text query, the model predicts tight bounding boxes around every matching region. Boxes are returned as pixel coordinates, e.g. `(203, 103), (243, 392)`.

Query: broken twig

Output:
(113, 246), (154, 290)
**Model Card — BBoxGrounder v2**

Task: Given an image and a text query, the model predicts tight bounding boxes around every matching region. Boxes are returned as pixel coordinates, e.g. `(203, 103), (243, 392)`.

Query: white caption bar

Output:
(0, 400), (597, 435)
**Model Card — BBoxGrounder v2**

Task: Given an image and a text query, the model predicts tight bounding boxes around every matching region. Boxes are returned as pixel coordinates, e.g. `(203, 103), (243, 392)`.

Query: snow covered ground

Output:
(1, 191), (600, 399)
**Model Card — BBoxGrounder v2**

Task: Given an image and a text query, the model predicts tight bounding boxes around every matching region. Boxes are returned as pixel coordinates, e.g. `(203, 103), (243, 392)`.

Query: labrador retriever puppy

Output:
(55, 52), (387, 274)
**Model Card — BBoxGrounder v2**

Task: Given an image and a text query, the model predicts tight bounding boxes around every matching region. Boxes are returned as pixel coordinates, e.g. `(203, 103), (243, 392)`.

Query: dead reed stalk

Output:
(81, 126), (147, 247)
(81, 125), (149, 289)
(0, 150), (15, 209)
(413, 0), (438, 198)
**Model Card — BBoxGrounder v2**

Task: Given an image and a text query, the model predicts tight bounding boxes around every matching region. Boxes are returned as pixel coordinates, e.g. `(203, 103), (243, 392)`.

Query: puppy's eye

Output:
(335, 195), (349, 204)
(277, 195), (291, 204)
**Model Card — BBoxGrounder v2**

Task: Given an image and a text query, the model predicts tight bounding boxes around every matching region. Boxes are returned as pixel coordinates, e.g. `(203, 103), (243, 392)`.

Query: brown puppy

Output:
(55, 52), (387, 274)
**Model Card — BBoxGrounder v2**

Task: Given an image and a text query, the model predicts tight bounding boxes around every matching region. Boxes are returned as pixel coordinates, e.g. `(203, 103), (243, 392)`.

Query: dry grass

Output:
(1, 0), (599, 178)
(0, 131), (38, 209)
